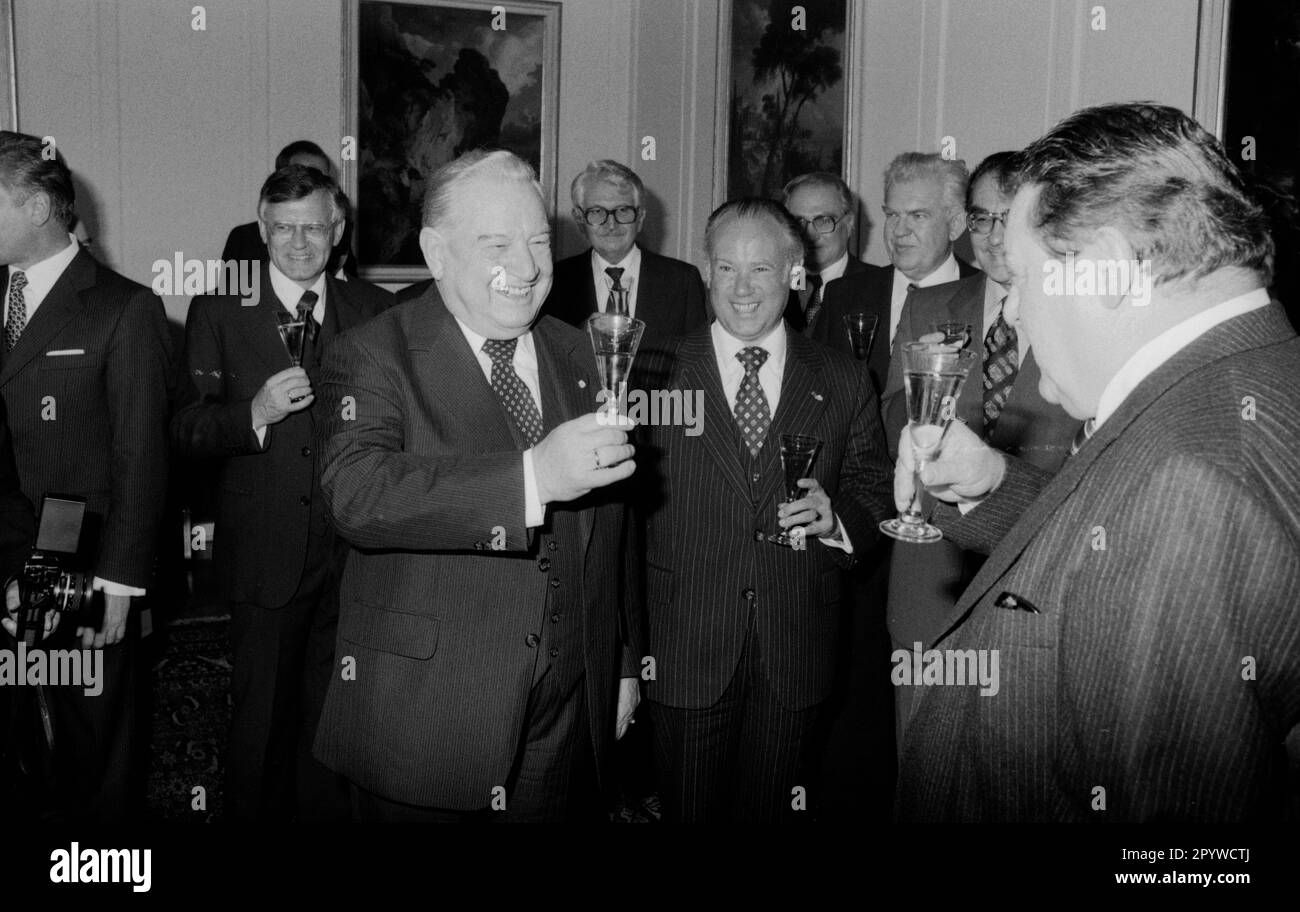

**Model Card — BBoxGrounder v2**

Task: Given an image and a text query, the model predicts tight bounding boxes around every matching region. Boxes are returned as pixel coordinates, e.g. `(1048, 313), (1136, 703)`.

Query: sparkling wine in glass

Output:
(934, 321), (972, 348)
(277, 320), (307, 367)
(587, 312), (645, 425)
(879, 342), (976, 544)
(843, 312), (879, 361)
(769, 434), (823, 547)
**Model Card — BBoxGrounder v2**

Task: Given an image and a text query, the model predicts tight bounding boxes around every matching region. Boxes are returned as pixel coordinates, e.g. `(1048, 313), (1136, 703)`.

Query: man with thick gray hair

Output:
(894, 102), (1299, 822)
(542, 159), (707, 349)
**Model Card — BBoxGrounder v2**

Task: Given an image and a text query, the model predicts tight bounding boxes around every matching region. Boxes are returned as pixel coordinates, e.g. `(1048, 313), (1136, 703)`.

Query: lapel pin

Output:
(810, 391), (823, 402)
(577, 379), (587, 389)
(994, 591), (1041, 614)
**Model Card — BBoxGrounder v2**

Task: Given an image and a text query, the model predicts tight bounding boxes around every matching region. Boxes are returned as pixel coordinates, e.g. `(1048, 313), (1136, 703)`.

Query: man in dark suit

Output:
(173, 165), (394, 820)
(0, 131), (171, 821)
(817, 153), (979, 396)
(312, 150), (641, 821)
(640, 198), (893, 822)
(894, 102), (1300, 821)
(541, 160), (708, 350)
(780, 171), (875, 337)
(880, 152), (1080, 745)
(221, 140), (357, 278)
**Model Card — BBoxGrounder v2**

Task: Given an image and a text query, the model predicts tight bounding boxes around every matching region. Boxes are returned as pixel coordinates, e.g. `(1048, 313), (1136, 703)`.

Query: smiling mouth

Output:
(730, 300), (761, 314)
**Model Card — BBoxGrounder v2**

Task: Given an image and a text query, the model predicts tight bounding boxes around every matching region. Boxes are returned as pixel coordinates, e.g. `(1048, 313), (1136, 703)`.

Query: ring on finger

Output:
(594, 447), (601, 469)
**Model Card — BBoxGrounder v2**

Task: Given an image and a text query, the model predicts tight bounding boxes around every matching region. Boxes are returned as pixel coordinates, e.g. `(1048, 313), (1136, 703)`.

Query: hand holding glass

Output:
(934, 321), (971, 348)
(879, 342), (976, 543)
(770, 434), (823, 547)
(587, 312), (645, 425)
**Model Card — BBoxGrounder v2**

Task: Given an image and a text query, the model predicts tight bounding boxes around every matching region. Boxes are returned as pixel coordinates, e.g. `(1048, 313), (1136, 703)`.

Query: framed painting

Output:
(342, 0), (560, 283)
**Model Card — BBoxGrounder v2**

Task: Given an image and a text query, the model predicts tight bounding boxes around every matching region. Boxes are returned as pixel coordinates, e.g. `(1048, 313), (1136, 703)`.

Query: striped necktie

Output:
(605, 266), (628, 316)
(982, 298), (1018, 431)
(5, 270), (28, 352)
(1069, 418), (1096, 457)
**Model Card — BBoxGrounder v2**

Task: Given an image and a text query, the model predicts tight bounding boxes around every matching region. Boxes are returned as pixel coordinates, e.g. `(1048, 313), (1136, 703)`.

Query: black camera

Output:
(14, 495), (95, 647)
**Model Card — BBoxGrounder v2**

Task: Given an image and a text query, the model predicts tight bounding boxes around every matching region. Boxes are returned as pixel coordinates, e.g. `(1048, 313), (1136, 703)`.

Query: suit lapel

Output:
(759, 328), (829, 506)
(534, 317), (597, 553)
(233, 264), (299, 374)
(677, 329), (751, 504)
(326, 274), (365, 332)
(580, 249), (600, 317)
(0, 250), (96, 386)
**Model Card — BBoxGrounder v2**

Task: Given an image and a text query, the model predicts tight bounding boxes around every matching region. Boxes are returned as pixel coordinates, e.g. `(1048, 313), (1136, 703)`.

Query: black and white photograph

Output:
(0, 0), (1296, 897)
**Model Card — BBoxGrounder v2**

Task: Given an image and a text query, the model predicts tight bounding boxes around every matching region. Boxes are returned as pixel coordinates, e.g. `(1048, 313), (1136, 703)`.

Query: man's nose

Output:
(503, 241), (540, 280)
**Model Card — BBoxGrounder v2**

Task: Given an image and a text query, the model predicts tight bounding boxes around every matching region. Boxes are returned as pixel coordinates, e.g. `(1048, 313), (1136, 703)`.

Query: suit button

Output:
(549, 647), (559, 658)
(550, 578), (560, 589)
(547, 540), (558, 552)
(525, 634), (539, 648)
(550, 613), (560, 623)
(299, 495), (310, 506)
(751, 472), (761, 483)
(742, 587), (756, 600)
(753, 529), (765, 542)
(538, 557), (551, 571)
(301, 446), (312, 457)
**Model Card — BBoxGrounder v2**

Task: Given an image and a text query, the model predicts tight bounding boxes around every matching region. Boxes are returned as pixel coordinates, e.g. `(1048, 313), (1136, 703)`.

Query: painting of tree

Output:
(728, 0), (847, 199)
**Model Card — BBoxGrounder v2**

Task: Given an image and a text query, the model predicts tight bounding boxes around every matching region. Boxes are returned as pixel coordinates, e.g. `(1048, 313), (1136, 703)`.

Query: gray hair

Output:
(884, 152), (969, 218)
(570, 159), (645, 210)
(782, 171), (854, 216)
(422, 149), (545, 229)
(705, 198), (804, 266)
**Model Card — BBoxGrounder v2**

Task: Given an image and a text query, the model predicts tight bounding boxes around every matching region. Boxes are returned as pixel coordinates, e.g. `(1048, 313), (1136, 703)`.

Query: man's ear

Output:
(330, 216), (346, 248)
(419, 226), (446, 280)
(1082, 225), (1140, 311)
(571, 207), (587, 229)
(947, 207), (967, 242)
(25, 191), (52, 228)
(789, 263), (806, 291)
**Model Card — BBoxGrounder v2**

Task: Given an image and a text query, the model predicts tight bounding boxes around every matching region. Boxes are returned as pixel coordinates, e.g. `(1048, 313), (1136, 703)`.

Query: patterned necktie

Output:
(733, 346), (772, 458)
(482, 337), (544, 447)
(297, 290), (320, 366)
(5, 270), (28, 353)
(605, 266), (628, 316)
(1069, 418), (1096, 457)
(981, 298), (1019, 430)
(802, 273), (824, 328)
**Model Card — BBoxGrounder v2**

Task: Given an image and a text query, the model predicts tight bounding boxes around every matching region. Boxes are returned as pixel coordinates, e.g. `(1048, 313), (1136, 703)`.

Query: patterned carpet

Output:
(145, 614), (659, 822)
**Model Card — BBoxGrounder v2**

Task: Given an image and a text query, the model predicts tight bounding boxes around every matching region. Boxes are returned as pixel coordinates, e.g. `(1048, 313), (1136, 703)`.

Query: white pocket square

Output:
(45, 349), (85, 357)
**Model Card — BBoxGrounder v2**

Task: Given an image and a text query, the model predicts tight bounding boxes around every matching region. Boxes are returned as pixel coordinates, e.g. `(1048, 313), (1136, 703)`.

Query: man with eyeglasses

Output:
(780, 171), (879, 337)
(542, 160), (707, 350)
(879, 152), (1079, 749)
(173, 164), (394, 820)
(817, 153), (980, 397)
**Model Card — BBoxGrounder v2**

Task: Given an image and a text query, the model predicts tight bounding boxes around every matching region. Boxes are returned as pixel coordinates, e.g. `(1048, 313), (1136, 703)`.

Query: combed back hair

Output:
(704, 197), (804, 266)
(781, 171), (854, 216)
(570, 159), (645, 210)
(884, 152), (969, 217)
(0, 131), (76, 229)
(258, 164), (341, 221)
(275, 140), (329, 172)
(966, 151), (1019, 210)
(423, 149), (545, 229)
(1009, 102), (1274, 284)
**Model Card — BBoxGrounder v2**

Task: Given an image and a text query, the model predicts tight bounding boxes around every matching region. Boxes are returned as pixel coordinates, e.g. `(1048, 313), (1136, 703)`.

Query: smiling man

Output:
(173, 164), (394, 820)
(638, 198), (893, 822)
(893, 103), (1300, 822)
(311, 150), (642, 822)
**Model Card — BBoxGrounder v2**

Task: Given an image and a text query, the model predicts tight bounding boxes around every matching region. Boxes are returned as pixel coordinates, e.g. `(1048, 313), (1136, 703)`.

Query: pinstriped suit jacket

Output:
(310, 290), (637, 809)
(897, 303), (1300, 821)
(639, 325), (894, 711)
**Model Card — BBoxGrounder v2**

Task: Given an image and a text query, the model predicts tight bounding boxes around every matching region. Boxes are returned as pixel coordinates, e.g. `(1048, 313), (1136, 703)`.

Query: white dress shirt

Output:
(710, 320), (852, 552)
(453, 317), (546, 528)
(591, 246), (641, 317)
(890, 252), (961, 345)
(2, 237), (142, 597)
(1094, 288), (1270, 430)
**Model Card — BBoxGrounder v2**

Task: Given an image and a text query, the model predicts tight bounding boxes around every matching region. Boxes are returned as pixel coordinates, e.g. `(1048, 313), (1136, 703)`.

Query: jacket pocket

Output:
(341, 602), (440, 659)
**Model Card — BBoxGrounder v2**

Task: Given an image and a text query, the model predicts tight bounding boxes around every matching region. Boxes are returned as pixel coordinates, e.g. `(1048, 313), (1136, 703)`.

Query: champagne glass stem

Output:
(902, 459), (928, 523)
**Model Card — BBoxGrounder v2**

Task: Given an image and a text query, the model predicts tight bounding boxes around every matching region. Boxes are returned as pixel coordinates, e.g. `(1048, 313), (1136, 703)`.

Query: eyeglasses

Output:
(580, 205), (640, 227)
(795, 213), (849, 236)
(268, 221), (338, 242)
(967, 210), (1009, 236)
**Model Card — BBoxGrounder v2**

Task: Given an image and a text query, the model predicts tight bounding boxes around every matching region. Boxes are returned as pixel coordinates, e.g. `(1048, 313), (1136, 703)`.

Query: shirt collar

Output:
(593, 245), (641, 281)
(268, 261), (326, 312)
(895, 252), (960, 290)
(452, 314), (537, 368)
(14, 236), (80, 303)
(815, 252), (850, 285)
(711, 318), (787, 374)
(1094, 287), (1271, 429)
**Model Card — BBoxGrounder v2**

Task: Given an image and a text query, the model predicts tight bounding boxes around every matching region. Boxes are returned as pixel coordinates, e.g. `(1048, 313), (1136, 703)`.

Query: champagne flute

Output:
(934, 321), (971, 348)
(769, 434), (823, 547)
(587, 312), (645, 425)
(842, 312), (879, 361)
(879, 342), (976, 544)
(277, 320), (307, 367)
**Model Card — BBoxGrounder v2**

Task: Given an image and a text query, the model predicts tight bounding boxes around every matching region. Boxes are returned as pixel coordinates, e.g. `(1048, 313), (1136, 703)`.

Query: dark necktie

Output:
(802, 273), (824, 328)
(5, 270), (28, 353)
(734, 346), (772, 458)
(482, 337), (544, 448)
(982, 297), (1018, 431)
(605, 266), (628, 316)
(1069, 418), (1096, 457)
(297, 290), (320, 343)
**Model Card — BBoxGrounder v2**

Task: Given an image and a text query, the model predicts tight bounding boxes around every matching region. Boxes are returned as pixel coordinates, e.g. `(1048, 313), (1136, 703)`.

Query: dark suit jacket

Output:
(783, 254), (874, 336)
(221, 221), (358, 278)
(816, 257), (980, 397)
(0, 251), (171, 588)
(310, 290), (638, 808)
(541, 248), (708, 350)
(171, 265), (394, 608)
(396, 277), (433, 303)
(0, 397), (33, 581)
(880, 273), (1081, 653)
(898, 302), (1300, 821)
(639, 325), (894, 711)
